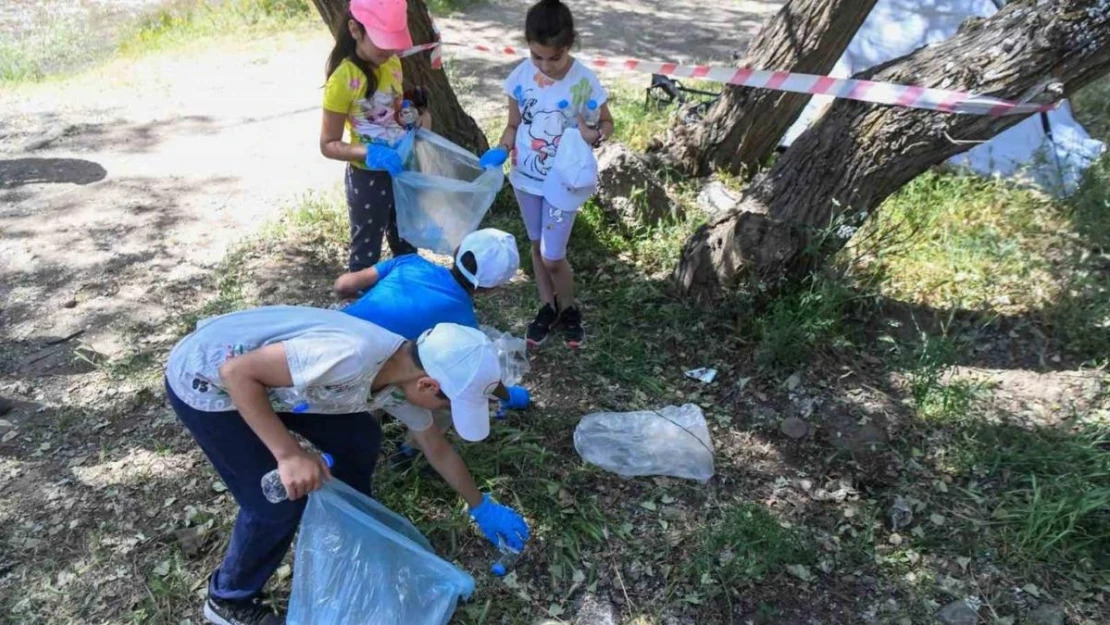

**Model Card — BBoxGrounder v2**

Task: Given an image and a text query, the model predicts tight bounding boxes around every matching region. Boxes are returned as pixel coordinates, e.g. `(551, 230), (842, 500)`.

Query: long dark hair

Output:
(326, 11), (379, 96)
(525, 0), (576, 48)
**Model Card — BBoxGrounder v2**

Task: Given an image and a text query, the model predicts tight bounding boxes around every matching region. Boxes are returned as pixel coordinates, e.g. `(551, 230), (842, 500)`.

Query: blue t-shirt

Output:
(341, 255), (478, 340)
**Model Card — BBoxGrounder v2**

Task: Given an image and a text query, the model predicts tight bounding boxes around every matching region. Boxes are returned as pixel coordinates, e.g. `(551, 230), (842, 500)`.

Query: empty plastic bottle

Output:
(557, 99), (575, 129)
(490, 540), (522, 576)
(398, 100), (419, 130)
(261, 453), (335, 503)
(583, 99), (601, 128)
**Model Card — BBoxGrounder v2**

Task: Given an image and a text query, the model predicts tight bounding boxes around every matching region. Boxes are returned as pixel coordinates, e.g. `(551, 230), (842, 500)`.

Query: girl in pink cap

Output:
(320, 0), (430, 274)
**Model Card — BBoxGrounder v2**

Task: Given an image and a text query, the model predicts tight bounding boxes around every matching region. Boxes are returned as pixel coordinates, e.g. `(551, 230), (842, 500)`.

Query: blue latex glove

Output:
(496, 385), (530, 418)
(469, 493), (530, 550)
(478, 146), (508, 169)
(365, 143), (403, 176)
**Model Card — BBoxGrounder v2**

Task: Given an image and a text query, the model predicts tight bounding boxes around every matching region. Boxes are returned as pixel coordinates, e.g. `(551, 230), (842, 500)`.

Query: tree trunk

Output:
(309, 0), (489, 154)
(657, 0), (877, 177)
(675, 0), (1110, 299)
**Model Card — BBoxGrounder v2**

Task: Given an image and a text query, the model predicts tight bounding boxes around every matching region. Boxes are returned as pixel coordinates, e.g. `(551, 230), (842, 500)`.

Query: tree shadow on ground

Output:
(0, 158), (107, 188)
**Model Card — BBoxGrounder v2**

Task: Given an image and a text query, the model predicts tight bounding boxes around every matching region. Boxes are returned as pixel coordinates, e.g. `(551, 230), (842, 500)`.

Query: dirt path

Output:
(0, 0), (780, 359)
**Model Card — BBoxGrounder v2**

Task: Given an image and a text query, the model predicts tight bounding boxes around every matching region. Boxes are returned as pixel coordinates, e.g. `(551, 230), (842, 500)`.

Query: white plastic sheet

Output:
(781, 0), (1105, 196)
(574, 404), (715, 482)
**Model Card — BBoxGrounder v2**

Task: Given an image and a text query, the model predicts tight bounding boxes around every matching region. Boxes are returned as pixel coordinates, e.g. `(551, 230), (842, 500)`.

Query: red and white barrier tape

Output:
(401, 40), (1057, 117)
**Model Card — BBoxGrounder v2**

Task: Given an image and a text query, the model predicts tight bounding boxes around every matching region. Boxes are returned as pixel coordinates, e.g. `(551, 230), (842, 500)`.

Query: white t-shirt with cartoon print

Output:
(503, 59), (608, 197)
(165, 306), (435, 431)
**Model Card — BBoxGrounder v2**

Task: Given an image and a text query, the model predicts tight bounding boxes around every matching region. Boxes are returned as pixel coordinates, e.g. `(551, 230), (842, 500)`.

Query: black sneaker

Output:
(526, 303), (559, 348)
(561, 305), (585, 349)
(203, 596), (284, 625)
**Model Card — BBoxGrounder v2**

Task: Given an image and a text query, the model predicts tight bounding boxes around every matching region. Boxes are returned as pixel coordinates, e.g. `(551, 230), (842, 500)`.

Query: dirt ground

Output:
(3, 1), (1107, 624)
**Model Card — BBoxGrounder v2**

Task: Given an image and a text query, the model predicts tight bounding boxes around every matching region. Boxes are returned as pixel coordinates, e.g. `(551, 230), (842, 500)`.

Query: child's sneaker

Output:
(203, 596), (284, 625)
(560, 305), (585, 349)
(526, 303), (559, 347)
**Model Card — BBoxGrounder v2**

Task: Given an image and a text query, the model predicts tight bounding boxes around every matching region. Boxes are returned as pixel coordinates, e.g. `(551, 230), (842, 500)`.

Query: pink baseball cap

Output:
(350, 0), (414, 51)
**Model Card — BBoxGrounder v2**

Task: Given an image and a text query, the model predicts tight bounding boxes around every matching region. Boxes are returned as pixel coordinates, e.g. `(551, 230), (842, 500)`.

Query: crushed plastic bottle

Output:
(398, 100), (419, 130)
(261, 453), (335, 503)
(490, 540), (521, 577)
(583, 99), (601, 128)
(480, 326), (529, 387)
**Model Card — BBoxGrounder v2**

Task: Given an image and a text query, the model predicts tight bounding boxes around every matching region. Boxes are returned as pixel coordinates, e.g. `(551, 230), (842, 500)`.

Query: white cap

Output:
(416, 323), (501, 441)
(456, 228), (520, 288)
(543, 128), (598, 212)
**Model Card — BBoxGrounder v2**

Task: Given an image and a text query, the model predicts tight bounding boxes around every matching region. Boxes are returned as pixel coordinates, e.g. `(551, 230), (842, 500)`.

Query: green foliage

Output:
(754, 275), (856, 370)
(120, 0), (315, 54)
(691, 503), (813, 585)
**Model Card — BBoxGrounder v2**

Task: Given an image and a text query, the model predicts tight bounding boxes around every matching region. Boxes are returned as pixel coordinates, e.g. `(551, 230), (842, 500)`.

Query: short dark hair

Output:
(450, 250), (479, 293)
(525, 0), (576, 49)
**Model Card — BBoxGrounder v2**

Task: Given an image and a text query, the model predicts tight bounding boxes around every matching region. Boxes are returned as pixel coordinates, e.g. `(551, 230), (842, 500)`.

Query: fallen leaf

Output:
(547, 604), (564, 617)
(661, 494), (676, 505)
(572, 569), (586, 584)
(212, 481), (227, 493)
(153, 560), (171, 577)
(956, 556), (971, 571)
(785, 564), (813, 582)
(889, 533), (904, 545)
(639, 500), (658, 512)
(1022, 583), (1041, 598)
(929, 513), (947, 526)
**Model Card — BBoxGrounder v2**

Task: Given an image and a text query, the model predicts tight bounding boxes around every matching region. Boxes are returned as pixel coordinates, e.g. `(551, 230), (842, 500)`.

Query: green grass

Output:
(119, 0), (317, 55)
(690, 502), (813, 586)
(955, 424), (1110, 571)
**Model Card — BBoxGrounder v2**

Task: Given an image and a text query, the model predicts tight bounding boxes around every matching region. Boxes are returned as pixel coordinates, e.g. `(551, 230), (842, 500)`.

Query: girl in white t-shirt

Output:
(482, 0), (614, 349)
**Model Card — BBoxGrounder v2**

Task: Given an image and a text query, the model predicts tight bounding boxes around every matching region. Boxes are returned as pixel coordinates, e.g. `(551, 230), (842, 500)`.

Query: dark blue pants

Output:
(166, 380), (383, 602)
(345, 165), (416, 272)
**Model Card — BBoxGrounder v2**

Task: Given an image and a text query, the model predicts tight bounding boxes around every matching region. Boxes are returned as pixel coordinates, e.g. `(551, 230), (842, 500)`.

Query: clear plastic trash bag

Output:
(287, 480), (474, 625)
(573, 404), (715, 482)
(394, 129), (504, 255)
(480, 325), (530, 387)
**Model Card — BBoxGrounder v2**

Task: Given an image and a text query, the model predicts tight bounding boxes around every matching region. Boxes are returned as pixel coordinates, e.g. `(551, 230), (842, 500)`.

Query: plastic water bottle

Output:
(398, 100), (419, 130)
(490, 540), (521, 576)
(557, 99), (575, 129)
(261, 453), (334, 503)
(583, 99), (601, 128)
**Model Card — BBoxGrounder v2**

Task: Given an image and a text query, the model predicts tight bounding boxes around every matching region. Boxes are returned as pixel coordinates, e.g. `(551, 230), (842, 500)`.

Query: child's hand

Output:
(577, 113), (601, 146)
(277, 450), (332, 500)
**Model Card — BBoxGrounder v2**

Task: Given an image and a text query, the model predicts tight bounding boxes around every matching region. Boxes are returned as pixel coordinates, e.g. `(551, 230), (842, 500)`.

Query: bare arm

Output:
(494, 97), (521, 152)
(335, 266), (380, 298)
(411, 425), (483, 508)
(218, 344), (331, 499)
(320, 109), (368, 163)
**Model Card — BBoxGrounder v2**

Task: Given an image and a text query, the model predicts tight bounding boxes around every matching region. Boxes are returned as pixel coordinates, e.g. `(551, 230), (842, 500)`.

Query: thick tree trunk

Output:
(676, 0), (1110, 299)
(657, 0), (877, 177)
(310, 0), (488, 154)
(400, 0), (489, 154)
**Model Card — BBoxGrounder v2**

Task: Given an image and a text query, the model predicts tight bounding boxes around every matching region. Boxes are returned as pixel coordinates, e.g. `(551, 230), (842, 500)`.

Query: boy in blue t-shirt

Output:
(335, 228), (530, 413)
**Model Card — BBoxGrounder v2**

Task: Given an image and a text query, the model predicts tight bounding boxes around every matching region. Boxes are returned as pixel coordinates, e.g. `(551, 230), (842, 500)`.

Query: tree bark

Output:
(657, 0), (877, 177)
(676, 0), (1110, 299)
(309, 0), (488, 153)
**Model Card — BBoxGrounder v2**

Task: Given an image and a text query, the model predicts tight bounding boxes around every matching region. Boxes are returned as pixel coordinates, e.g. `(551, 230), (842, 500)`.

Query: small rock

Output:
(780, 416), (809, 440)
(1027, 605), (1064, 625)
(573, 593), (617, 625)
(696, 181), (741, 216)
(63, 299), (77, 309)
(937, 599), (978, 625)
(855, 575), (877, 588)
(595, 143), (681, 229)
(890, 495), (913, 530)
(174, 528), (209, 558)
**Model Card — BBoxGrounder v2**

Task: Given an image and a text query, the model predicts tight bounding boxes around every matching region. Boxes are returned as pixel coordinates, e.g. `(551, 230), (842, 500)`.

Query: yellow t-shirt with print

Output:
(323, 56), (405, 168)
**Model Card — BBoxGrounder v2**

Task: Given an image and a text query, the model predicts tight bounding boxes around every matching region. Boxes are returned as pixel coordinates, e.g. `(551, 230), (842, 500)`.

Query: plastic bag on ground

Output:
(287, 480), (474, 625)
(394, 129), (504, 255)
(573, 404), (715, 482)
(480, 325), (530, 387)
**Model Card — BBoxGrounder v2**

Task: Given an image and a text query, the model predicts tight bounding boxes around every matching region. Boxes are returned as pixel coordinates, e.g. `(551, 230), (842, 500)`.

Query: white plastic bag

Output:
(480, 325), (530, 387)
(573, 404), (715, 482)
(394, 130), (504, 255)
